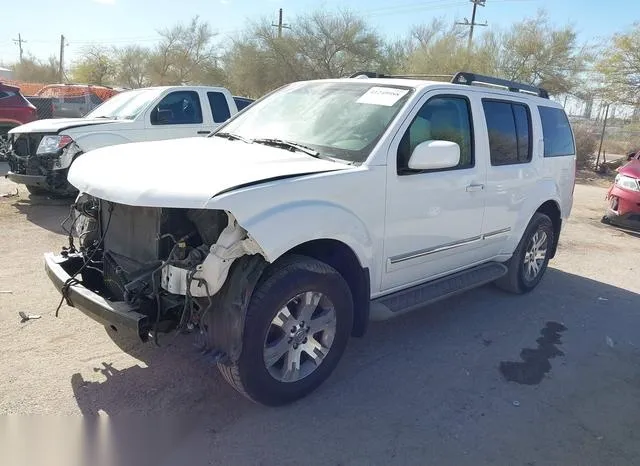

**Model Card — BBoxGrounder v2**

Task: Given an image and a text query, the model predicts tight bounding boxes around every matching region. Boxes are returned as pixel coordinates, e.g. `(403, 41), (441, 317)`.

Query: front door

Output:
(381, 92), (487, 292)
(144, 90), (210, 141)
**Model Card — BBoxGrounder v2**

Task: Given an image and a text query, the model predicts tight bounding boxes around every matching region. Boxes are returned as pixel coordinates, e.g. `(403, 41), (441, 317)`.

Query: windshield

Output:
(86, 88), (159, 120)
(218, 81), (413, 164)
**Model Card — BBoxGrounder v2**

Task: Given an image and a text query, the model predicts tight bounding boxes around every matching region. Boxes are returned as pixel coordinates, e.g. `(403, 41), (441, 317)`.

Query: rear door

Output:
(479, 97), (538, 256)
(144, 89), (212, 140)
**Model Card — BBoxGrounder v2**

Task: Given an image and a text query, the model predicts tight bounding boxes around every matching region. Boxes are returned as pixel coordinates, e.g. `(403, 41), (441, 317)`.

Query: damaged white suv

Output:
(45, 72), (576, 406)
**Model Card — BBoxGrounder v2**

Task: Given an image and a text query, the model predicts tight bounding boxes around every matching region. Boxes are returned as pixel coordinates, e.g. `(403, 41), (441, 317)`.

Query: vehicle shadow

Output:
(10, 193), (72, 235)
(69, 268), (640, 463)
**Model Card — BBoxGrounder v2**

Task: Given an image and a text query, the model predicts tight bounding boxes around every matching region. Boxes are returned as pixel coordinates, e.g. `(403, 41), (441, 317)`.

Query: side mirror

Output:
(408, 140), (460, 170)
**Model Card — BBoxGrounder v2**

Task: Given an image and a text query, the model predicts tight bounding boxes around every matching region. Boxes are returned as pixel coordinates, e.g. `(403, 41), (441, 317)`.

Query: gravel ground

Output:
(1, 169), (639, 466)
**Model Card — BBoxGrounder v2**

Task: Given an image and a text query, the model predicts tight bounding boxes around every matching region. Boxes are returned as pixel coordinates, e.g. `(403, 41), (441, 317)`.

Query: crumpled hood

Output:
(9, 118), (119, 134)
(69, 137), (351, 208)
(618, 160), (640, 179)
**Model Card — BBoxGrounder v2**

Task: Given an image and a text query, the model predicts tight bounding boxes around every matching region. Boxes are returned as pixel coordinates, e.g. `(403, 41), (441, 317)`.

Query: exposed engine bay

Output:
(60, 194), (266, 354)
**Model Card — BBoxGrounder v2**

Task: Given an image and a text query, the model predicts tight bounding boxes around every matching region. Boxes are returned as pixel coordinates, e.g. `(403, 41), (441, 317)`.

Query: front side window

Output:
(151, 91), (203, 125)
(483, 100), (532, 165)
(397, 95), (474, 174)
(217, 82), (413, 164)
(539, 106), (575, 157)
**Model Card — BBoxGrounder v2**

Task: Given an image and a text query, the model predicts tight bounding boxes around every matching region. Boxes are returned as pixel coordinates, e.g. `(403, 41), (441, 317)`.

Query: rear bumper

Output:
(44, 252), (150, 341)
(6, 171), (47, 187)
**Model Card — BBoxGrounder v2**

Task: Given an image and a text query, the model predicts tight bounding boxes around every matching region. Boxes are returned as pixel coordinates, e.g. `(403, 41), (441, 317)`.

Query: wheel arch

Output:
(282, 238), (371, 338)
(535, 199), (562, 258)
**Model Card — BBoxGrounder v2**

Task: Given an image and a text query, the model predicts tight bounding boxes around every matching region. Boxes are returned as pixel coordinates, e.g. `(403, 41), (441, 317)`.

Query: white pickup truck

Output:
(5, 86), (252, 195)
(45, 72), (576, 406)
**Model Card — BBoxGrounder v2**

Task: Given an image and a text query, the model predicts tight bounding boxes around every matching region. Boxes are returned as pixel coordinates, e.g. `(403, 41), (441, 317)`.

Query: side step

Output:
(370, 262), (508, 321)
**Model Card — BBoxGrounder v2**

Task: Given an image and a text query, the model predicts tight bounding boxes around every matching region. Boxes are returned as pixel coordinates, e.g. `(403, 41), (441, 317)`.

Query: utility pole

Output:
(456, 0), (487, 52)
(58, 34), (65, 83)
(271, 8), (290, 38)
(12, 33), (26, 62)
(595, 103), (610, 170)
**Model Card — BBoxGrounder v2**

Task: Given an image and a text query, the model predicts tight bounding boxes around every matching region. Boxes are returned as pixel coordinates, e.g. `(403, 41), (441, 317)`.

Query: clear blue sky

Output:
(0, 0), (635, 66)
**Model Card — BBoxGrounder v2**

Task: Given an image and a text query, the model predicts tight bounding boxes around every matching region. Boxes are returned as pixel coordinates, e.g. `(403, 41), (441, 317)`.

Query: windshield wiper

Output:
(252, 138), (320, 157)
(213, 131), (252, 144)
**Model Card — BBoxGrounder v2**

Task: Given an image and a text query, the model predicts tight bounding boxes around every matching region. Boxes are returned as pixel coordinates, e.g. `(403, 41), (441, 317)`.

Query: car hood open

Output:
(68, 136), (351, 208)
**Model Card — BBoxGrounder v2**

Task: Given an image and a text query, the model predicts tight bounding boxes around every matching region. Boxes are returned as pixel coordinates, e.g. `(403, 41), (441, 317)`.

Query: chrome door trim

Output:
(388, 228), (511, 265)
(389, 235), (482, 265)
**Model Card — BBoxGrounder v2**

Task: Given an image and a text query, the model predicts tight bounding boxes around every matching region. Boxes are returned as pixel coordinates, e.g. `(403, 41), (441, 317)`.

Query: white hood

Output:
(69, 137), (350, 208)
(9, 118), (120, 134)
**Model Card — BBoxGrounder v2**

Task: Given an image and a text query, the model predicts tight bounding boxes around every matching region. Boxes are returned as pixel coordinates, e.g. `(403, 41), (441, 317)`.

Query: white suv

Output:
(44, 72), (576, 406)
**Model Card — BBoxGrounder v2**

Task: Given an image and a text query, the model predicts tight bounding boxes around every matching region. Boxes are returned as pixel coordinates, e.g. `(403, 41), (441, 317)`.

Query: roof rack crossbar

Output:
(349, 71), (452, 80)
(451, 72), (549, 99)
(349, 70), (550, 99)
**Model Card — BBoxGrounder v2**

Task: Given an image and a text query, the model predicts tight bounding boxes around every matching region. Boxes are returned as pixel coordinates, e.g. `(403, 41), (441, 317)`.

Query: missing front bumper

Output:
(44, 252), (151, 341)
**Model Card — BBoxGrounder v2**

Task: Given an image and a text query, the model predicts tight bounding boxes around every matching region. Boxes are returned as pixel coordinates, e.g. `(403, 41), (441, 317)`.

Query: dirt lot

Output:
(1, 169), (640, 465)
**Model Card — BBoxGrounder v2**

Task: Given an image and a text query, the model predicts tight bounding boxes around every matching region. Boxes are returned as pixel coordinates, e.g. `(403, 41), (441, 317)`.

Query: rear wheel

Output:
(496, 213), (554, 294)
(218, 255), (353, 406)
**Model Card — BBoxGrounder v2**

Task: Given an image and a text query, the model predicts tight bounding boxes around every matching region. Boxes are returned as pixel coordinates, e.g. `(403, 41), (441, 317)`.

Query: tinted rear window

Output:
(207, 92), (231, 123)
(539, 106), (575, 157)
(482, 100), (532, 165)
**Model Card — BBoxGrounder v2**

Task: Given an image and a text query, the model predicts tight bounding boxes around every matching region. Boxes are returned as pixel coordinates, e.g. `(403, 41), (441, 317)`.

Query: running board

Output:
(370, 262), (508, 321)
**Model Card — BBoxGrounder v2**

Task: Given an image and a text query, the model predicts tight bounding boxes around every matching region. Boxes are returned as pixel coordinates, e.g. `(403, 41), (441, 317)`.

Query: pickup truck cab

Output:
(6, 85), (248, 195)
(44, 72), (576, 406)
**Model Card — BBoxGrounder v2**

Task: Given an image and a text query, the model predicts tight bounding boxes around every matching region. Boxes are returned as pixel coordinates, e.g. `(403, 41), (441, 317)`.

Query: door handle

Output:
(466, 184), (485, 192)
(197, 131), (210, 135)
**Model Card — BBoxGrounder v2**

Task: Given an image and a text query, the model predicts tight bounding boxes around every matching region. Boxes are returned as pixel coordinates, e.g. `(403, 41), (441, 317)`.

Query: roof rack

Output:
(349, 70), (550, 99)
(451, 72), (549, 99)
(349, 71), (452, 80)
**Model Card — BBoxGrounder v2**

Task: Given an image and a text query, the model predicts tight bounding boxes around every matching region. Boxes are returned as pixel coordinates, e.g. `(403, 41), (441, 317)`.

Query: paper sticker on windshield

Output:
(356, 87), (409, 106)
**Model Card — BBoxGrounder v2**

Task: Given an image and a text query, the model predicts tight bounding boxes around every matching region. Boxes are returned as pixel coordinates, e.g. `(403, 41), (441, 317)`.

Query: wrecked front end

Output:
(6, 133), (80, 195)
(45, 194), (267, 361)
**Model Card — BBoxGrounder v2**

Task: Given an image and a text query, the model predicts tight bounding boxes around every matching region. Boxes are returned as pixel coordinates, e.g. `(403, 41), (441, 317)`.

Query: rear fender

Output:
(504, 179), (562, 254)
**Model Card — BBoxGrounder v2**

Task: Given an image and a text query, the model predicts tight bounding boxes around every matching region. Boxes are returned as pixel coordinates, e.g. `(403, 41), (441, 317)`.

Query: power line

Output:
(456, 0), (488, 51)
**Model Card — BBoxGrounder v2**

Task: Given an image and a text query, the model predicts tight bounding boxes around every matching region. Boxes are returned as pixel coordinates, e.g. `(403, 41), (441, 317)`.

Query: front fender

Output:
(232, 200), (374, 270)
(65, 131), (132, 153)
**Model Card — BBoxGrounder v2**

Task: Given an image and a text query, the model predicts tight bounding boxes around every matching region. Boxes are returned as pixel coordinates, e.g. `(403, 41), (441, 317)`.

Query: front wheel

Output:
(218, 255), (354, 406)
(496, 213), (554, 294)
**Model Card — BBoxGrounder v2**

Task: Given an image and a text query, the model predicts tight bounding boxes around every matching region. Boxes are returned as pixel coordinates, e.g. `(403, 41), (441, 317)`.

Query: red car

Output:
(603, 151), (640, 230)
(0, 82), (37, 158)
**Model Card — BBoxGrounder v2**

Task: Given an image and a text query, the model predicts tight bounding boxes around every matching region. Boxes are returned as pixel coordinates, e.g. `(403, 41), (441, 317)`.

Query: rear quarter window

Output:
(539, 106), (575, 157)
(207, 92), (231, 123)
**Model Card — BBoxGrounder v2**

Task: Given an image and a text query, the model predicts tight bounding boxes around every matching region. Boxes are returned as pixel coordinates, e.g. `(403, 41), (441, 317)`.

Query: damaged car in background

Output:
(45, 73), (576, 406)
(5, 86), (250, 196)
(602, 151), (640, 230)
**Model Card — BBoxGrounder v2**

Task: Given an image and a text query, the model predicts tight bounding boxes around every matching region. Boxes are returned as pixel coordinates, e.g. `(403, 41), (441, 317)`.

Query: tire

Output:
(496, 213), (554, 294)
(26, 185), (49, 196)
(218, 255), (354, 406)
